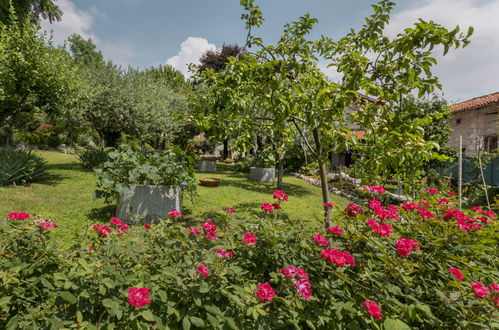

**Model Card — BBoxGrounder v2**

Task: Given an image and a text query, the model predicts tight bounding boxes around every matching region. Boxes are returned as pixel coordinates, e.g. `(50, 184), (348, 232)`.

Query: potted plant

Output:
(95, 145), (196, 222)
(250, 153), (276, 182)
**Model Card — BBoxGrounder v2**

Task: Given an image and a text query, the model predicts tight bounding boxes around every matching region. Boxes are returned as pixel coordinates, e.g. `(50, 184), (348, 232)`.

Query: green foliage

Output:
(95, 145), (196, 203)
(233, 158), (251, 172)
(0, 147), (47, 185)
(77, 148), (109, 170)
(251, 152), (276, 168)
(0, 12), (81, 128)
(1, 190), (497, 328)
(0, 0), (62, 24)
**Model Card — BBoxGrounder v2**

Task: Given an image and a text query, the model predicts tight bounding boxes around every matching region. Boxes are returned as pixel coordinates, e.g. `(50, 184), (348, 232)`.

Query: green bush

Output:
(234, 158), (251, 172)
(77, 148), (109, 170)
(1, 189), (497, 328)
(0, 147), (47, 185)
(95, 145), (196, 203)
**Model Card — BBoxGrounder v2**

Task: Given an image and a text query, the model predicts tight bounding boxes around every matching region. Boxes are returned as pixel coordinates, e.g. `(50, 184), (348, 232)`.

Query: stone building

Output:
(449, 92), (499, 156)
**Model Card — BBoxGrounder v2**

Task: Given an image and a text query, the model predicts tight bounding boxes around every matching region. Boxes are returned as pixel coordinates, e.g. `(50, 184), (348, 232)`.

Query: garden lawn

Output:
(0, 151), (348, 247)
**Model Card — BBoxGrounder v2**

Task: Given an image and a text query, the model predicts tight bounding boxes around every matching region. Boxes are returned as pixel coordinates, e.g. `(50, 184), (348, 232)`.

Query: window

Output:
(483, 135), (498, 153)
(456, 118), (461, 124)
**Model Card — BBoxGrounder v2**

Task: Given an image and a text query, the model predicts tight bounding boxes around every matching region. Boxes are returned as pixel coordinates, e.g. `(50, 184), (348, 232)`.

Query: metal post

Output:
(458, 136), (462, 211)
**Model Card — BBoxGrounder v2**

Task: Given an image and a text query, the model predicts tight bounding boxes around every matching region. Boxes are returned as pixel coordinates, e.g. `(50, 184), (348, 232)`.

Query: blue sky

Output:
(42, 0), (499, 102)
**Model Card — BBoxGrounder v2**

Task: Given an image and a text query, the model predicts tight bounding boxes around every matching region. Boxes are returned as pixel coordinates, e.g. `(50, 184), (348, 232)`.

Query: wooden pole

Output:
(458, 136), (462, 211)
(477, 140), (491, 210)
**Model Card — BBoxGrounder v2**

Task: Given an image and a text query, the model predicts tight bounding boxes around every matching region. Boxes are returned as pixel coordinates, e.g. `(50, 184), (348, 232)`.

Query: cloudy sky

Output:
(41, 0), (499, 102)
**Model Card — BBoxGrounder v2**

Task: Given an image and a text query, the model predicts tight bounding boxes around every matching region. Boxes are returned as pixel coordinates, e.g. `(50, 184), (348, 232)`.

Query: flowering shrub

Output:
(0, 189), (497, 328)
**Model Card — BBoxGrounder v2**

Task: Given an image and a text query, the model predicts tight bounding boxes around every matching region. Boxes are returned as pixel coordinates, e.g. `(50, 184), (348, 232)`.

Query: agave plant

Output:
(76, 148), (109, 170)
(0, 147), (47, 185)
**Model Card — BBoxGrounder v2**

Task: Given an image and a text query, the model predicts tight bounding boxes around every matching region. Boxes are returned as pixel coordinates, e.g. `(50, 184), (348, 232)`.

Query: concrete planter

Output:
(198, 160), (216, 172)
(250, 167), (275, 182)
(116, 185), (182, 222)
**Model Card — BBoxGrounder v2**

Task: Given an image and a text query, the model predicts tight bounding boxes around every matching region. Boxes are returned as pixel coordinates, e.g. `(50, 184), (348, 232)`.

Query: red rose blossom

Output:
(127, 287), (151, 308)
(256, 282), (275, 301)
(322, 202), (333, 208)
(197, 265), (209, 278)
(471, 281), (490, 298)
(144, 223), (151, 229)
(295, 279), (312, 300)
(448, 267), (464, 282)
(363, 299), (382, 320)
(313, 233), (329, 245)
(243, 232), (257, 244)
(189, 226), (200, 234)
(279, 266), (309, 280)
(327, 225), (343, 235)
(395, 238), (420, 257)
(168, 209), (181, 218)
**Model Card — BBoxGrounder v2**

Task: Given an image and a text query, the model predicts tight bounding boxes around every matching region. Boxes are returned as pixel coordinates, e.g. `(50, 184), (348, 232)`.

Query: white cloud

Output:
(41, 0), (94, 43)
(385, 0), (499, 102)
(41, 0), (136, 66)
(166, 37), (217, 77)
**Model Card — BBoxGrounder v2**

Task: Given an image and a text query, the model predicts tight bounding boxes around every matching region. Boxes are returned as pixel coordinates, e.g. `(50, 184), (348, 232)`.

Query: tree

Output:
(0, 0), (61, 24)
(0, 14), (81, 142)
(197, 44), (245, 159)
(198, 0), (472, 227)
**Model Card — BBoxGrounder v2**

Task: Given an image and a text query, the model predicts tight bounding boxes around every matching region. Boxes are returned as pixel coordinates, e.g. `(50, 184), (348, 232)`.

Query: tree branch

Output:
(291, 117), (317, 157)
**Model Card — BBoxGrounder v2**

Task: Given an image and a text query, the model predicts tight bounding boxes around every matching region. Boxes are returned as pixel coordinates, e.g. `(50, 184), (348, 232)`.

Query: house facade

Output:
(449, 92), (499, 156)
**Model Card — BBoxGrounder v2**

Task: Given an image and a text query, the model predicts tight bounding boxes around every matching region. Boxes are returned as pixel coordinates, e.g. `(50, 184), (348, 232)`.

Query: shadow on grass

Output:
(88, 204), (116, 222)
(36, 162), (86, 186)
(218, 175), (312, 197)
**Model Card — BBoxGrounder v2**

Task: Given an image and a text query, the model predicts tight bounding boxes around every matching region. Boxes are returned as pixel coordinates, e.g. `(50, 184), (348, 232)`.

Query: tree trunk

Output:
(276, 154), (284, 190)
(312, 127), (332, 228)
(222, 138), (229, 159)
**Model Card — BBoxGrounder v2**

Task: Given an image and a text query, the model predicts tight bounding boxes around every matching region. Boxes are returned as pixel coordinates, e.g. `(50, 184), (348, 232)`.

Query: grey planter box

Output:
(116, 185), (182, 222)
(250, 167), (275, 182)
(198, 160), (217, 172)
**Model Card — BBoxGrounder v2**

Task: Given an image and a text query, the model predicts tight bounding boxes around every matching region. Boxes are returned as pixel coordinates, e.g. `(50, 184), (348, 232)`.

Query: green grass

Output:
(0, 151), (348, 247)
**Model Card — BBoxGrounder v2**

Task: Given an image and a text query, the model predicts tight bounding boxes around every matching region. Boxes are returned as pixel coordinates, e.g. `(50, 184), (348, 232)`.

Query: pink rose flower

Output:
(201, 221), (217, 240)
(395, 238), (420, 257)
(295, 279), (312, 300)
(243, 232), (257, 244)
(313, 233), (329, 246)
(471, 281), (490, 298)
(226, 206), (234, 214)
(127, 287), (151, 308)
(7, 211), (31, 221)
(345, 203), (363, 217)
(320, 249), (355, 267)
(168, 209), (181, 218)
(279, 266), (309, 280)
(216, 248), (233, 258)
(327, 225), (343, 235)
(29, 218), (58, 230)
(322, 202), (333, 208)
(144, 223), (151, 230)
(425, 188), (438, 194)
(261, 203), (273, 212)
(448, 267), (464, 282)
(363, 299), (382, 320)
(189, 226), (200, 234)
(273, 190), (288, 201)
(197, 265), (209, 278)
(256, 282), (275, 301)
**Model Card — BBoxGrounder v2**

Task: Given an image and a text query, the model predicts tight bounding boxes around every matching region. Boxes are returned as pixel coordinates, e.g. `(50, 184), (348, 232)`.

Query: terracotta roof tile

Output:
(451, 92), (499, 113)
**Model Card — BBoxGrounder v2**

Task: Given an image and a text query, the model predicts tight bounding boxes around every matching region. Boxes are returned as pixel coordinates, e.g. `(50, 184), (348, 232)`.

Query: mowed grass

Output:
(0, 151), (348, 247)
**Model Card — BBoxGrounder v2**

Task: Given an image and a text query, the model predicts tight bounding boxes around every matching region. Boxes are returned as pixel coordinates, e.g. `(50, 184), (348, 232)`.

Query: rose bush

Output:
(0, 189), (497, 329)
